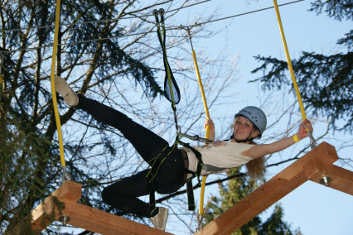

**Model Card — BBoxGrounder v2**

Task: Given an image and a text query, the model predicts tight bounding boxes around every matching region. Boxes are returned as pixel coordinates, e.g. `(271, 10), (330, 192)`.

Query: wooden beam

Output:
(62, 201), (172, 235)
(195, 142), (338, 235)
(310, 164), (353, 196)
(31, 181), (172, 235)
(27, 142), (353, 235)
(31, 181), (82, 232)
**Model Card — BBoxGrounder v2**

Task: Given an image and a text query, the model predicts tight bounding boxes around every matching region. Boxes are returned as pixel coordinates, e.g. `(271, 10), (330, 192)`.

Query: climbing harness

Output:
(149, 8), (183, 213)
(179, 140), (204, 211)
(273, 0), (316, 148)
(150, 9), (211, 214)
(179, 132), (212, 144)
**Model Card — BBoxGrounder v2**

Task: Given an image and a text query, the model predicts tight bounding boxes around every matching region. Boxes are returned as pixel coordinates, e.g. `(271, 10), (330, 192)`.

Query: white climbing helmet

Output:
(235, 106), (267, 137)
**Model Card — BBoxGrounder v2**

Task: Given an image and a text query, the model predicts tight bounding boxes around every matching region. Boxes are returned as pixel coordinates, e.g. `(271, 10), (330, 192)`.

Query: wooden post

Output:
(31, 181), (172, 235)
(195, 142), (343, 235)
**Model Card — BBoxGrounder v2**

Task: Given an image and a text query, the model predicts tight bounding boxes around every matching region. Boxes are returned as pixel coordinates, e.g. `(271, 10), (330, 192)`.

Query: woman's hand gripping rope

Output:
(293, 119), (313, 143)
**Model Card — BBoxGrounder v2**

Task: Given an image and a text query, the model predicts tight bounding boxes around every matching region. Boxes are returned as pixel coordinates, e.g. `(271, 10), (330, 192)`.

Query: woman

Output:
(55, 77), (313, 230)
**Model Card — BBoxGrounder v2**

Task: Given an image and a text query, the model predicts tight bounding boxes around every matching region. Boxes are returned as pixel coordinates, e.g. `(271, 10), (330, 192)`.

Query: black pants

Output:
(77, 96), (186, 217)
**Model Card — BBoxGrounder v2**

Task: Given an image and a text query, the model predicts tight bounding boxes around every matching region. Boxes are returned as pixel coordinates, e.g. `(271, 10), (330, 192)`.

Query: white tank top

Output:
(185, 141), (253, 175)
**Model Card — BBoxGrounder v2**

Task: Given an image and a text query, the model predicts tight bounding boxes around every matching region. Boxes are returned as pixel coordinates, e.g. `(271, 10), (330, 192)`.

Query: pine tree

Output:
(251, 0), (353, 132)
(0, 1), (161, 233)
(0, 1), (236, 233)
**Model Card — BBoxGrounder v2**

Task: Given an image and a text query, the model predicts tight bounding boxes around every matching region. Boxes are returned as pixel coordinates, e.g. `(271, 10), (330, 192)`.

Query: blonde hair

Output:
(246, 156), (265, 180)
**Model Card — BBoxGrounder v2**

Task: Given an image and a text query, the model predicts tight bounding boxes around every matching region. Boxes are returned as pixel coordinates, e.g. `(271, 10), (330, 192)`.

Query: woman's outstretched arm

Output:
(242, 119), (313, 159)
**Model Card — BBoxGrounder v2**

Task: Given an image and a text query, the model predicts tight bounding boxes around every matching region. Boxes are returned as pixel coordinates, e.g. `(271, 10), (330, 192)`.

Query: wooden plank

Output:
(62, 201), (173, 235)
(31, 180), (172, 235)
(195, 142), (337, 235)
(310, 164), (353, 196)
(28, 142), (352, 235)
(278, 142), (337, 180)
(31, 195), (59, 232)
(307, 144), (353, 195)
(50, 180), (82, 201)
(195, 166), (311, 235)
(31, 181), (82, 232)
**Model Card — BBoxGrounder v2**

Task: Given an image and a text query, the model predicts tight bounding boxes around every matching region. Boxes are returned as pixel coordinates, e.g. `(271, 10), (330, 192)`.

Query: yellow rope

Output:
(192, 49), (210, 216)
(50, 0), (66, 167)
(273, 0), (306, 120)
(192, 51), (211, 120)
(273, 0), (316, 147)
(187, 29), (211, 217)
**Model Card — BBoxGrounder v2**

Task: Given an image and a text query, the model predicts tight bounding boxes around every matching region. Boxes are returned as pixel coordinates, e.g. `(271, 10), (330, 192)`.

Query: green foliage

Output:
(258, 205), (294, 235)
(251, 2), (353, 132)
(309, 0), (353, 21)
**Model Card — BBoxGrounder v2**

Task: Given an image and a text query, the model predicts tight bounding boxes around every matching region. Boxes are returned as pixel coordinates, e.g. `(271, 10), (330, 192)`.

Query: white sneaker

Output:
(150, 207), (168, 231)
(55, 77), (79, 106)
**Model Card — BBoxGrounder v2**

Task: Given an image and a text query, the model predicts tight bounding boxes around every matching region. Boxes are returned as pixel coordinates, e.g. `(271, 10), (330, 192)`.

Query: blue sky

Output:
(174, 1), (353, 234)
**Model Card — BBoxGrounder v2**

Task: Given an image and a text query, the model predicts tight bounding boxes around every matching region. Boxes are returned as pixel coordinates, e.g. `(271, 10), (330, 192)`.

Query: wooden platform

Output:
(195, 142), (353, 235)
(31, 181), (172, 235)
(28, 142), (353, 235)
